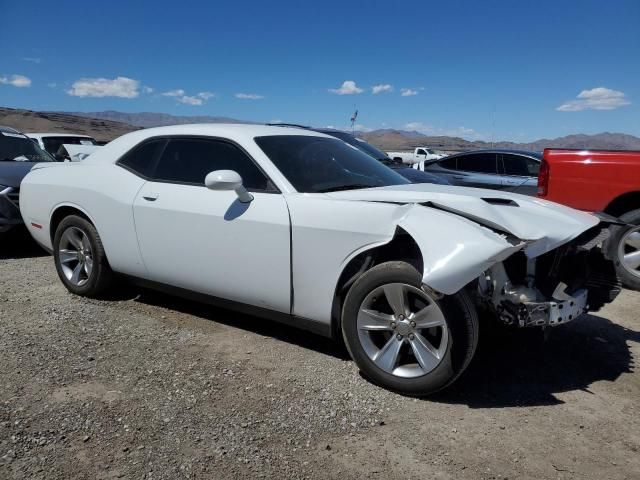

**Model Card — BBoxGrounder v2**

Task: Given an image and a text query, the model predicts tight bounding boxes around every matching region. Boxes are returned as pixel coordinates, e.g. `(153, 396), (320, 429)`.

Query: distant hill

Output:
(2, 107), (639, 151)
(358, 130), (640, 152)
(66, 110), (251, 128)
(0, 107), (137, 142)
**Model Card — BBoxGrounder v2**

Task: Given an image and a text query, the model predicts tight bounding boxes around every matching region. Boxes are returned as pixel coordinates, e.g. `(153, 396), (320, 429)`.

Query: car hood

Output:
(325, 183), (599, 257)
(0, 162), (43, 188)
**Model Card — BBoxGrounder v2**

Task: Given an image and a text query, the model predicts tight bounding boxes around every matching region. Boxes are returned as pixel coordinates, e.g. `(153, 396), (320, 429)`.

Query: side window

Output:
(118, 139), (166, 177)
(438, 157), (457, 170)
(457, 153), (497, 174)
(153, 138), (275, 191)
(502, 154), (540, 176)
(416, 149), (427, 156)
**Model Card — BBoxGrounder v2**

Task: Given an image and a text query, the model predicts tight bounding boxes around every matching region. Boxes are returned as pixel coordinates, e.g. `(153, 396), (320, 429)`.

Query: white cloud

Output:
(404, 122), (482, 140)
(22, 57), (41, 64)
(329, 80), (363, 95)
(557, 87), (630, 111)
(235, 93), (264, 100)
(162, 89), (185, 97)
(372, 84), (393, 94)
(177, 95), (204, 106)
(353, 124), (372, 132)
(67, 76), (139, 98)
(400, 88), (419, 97)
(142, 86), (154, 94)
(0, 74), (31, 88)
(162, 89), (215, 106)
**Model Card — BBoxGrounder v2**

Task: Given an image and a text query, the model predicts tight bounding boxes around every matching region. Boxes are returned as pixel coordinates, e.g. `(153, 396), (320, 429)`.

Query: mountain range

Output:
(1, 107), (639, 152)
(66, 110), (250, 128)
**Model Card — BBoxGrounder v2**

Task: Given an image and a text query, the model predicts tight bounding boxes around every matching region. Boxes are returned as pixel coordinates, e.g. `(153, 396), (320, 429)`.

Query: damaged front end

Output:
(477, 225), (621, 327)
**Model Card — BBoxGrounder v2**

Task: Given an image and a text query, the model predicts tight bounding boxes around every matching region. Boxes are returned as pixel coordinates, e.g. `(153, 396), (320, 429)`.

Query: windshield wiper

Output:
(318, 184), (378, 193)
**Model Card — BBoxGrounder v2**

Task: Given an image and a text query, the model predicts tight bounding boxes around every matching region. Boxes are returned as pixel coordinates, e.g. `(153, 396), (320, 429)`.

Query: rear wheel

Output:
(608, 208), (640, 290)
(341, 261), (479, 396)
(53, 215), (113, 297)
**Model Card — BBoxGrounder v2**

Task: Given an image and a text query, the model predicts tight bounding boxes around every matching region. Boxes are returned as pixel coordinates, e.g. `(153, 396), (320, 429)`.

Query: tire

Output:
(341, 261), (479, 396)
(608, 208), (640, 290)
(53, 215), (113, 297)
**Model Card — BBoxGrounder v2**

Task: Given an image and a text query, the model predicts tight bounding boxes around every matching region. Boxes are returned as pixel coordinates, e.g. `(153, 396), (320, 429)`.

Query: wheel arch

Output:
(49, 204), (96, 243)
(330, 227), (423, 339)
(604, 191), (640, 217)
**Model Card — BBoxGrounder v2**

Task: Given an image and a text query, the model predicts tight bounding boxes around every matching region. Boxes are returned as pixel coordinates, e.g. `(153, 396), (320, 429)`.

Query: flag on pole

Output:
(350, 109), (358, 125)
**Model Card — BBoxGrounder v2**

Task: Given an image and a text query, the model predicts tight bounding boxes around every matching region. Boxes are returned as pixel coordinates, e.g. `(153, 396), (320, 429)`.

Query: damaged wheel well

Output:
(330, 227), (423, 339)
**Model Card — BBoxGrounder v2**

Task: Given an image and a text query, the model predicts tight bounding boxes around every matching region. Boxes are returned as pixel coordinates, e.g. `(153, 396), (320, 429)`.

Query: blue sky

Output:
(1, 0), (638, 141)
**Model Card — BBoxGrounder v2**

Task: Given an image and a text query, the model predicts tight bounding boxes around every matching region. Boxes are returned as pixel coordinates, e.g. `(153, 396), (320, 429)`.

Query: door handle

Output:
(143, 193), (159, 201)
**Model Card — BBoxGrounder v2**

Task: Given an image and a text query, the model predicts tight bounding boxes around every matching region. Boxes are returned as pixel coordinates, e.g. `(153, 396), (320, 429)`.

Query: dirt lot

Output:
(1, 232), (639, 480)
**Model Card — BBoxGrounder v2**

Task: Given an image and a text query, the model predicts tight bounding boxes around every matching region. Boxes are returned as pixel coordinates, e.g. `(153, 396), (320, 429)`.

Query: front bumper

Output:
(0, 187), (23, 232)
(504, 289), (589, 327)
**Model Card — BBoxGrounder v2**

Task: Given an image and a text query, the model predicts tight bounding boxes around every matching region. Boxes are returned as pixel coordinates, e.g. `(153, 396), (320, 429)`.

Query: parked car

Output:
(387, 147), (444, 165)
(20, 124), (620, 395)
(539, 148), (640, 289)
(416, 149), (541, 196)
(59, 144), (103, 162)
(0, 126), (55, 236)
(26, 133), (98, 161)
(308, 128), (450, 185)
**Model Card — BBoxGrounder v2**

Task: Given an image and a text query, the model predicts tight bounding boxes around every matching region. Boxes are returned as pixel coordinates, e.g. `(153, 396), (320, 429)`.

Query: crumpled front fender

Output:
(398, 204), (524, 294)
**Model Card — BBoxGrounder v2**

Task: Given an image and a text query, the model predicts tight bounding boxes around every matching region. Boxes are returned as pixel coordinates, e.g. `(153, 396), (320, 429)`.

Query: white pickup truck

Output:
(387, 147), (444, 165)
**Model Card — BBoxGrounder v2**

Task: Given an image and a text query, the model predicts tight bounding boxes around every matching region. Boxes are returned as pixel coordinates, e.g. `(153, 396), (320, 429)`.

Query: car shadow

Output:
(118, 286), (637, 405)
(0, 228), (49, 260)
(132, 288), (350, 360)
(431, 314), (639, 408)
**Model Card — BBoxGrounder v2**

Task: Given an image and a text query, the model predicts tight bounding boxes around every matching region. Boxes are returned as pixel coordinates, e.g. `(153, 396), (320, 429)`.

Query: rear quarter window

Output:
(117, 139), (167, 177)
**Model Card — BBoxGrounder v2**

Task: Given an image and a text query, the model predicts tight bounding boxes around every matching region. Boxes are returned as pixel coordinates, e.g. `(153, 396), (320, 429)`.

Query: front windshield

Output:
(255, 135), (410, 193)
(0, 133), (55, 162)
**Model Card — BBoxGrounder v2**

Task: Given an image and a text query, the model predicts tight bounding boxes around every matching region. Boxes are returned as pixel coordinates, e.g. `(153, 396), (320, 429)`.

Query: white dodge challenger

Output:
(19, 124), (620, 395)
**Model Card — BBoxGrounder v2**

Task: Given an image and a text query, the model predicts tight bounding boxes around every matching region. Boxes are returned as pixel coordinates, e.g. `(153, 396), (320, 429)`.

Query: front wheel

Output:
(341, 261), (479, 396)
(608, 208), (640, 290)
(53, 215), (113, 297)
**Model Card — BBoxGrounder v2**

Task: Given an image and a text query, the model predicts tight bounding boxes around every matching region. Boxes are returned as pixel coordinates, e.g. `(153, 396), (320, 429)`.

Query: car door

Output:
(500, 153), (540, 196)
(453, 153), (502, 189)
(132, 136), (291, 313)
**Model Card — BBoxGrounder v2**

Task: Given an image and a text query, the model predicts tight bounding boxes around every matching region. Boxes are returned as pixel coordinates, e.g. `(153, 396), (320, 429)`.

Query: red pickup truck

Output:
(538, 148), (640, 289)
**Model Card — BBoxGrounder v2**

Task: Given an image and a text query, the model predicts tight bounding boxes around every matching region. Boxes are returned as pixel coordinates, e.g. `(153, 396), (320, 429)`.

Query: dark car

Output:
(268, 124), (450, 185)
(0, 126), (55, 236)
(417, 149), (541, 195)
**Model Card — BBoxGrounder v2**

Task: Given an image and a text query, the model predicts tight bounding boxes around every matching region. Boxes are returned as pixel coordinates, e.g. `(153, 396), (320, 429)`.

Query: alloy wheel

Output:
(357, 283), (449, 378)
(618, 226), (640, 279)
(58, 227), (94, 286)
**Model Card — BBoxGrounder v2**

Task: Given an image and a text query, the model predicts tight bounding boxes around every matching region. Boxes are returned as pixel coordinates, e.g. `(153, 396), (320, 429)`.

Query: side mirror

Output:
(204, 170), (254, 203)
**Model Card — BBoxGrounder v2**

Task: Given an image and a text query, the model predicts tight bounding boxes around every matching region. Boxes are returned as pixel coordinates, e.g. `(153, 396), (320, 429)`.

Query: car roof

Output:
(26, 133), (95, 138)
(445, 149), (542, 159)
(82, 123), (332, 165)
(0, 126), (23, 134)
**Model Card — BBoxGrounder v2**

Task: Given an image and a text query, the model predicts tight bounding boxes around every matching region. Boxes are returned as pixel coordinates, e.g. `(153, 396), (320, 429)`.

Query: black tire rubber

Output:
(607, 208), (640, 291)
(341, 261), (479, 396)
(53, 215), (113, 297)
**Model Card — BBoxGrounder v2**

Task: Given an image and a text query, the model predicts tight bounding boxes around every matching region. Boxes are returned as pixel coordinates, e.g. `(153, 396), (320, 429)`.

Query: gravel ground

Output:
(1, 232), (639, 479)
